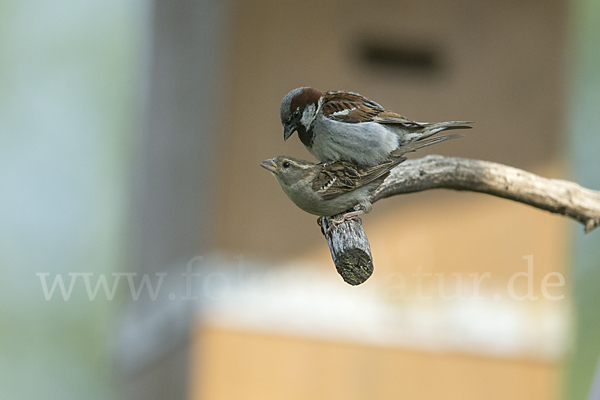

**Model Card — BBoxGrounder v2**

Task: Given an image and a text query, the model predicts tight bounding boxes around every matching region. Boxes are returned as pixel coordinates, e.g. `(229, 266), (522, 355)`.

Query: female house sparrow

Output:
(260, 134), (462, 231)
(280, 87), (471, 166)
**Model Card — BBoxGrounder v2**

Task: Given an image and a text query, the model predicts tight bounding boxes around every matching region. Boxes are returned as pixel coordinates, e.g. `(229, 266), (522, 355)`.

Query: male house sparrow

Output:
(280, 87), (471, 166)
(260, 134), (462, 231)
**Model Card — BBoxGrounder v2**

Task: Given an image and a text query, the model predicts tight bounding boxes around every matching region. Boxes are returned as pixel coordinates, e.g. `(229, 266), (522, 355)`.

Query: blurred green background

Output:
(0, 1), (145, 398)
(566, 0), (600, 398)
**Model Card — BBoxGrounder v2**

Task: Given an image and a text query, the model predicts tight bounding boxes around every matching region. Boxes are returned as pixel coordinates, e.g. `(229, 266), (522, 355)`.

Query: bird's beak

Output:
(283, 124), (297, 141)
(259, 158), (278, 173)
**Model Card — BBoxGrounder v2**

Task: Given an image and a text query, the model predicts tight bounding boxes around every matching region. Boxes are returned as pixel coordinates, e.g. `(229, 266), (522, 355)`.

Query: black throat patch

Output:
(297, 124), (314, 148)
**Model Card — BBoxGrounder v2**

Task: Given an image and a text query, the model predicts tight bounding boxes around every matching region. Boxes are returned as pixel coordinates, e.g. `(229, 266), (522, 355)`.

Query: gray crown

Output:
(280, 87), (306, 123)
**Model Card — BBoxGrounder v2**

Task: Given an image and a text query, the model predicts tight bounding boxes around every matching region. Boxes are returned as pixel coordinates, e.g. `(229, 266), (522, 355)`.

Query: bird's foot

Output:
(324, 210), (364, 235)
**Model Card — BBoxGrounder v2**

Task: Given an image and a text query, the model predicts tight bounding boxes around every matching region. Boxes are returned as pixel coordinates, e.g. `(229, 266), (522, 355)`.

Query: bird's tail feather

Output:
(391, 133), (463, 157)
(418, 121), (472, 139)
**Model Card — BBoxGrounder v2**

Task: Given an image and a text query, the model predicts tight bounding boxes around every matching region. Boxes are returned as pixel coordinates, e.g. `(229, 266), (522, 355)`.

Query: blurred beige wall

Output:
(193, 326), (559, 400)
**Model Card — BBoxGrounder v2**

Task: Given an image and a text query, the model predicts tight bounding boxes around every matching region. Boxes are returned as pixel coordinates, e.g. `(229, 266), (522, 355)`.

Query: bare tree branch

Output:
(323, 155), (600, 285)
(372, 155), (600, 232)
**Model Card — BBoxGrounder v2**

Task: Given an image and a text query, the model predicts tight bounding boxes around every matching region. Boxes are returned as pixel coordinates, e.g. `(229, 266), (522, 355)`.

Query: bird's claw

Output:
(323, 210), (364, 235)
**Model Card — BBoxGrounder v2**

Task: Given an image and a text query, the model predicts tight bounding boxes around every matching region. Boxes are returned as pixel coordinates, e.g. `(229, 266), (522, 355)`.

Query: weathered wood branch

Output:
(323, 155), (600, 285)
(371, 155), (600, 231)
(320, 216), (373, 285)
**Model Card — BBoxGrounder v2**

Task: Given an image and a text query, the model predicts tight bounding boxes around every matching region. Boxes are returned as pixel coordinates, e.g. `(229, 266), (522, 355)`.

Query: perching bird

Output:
(260, 134), (462, 231)
(280, 87), (471, 166)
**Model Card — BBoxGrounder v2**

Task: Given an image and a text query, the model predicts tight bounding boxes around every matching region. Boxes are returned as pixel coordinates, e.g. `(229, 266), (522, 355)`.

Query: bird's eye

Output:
(293, 109), (301, 119)
(282, 161), (291, 168)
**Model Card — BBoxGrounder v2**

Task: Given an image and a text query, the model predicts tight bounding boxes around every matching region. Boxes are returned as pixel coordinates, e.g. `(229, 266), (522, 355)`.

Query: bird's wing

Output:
(322, 90), (421, 127)
(313, 156), (407, 201)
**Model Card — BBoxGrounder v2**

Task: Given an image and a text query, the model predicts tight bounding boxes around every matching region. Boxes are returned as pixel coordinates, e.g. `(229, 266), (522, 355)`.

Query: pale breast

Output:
(281, 179), (379, 216)
(309, 118), (399, 166)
